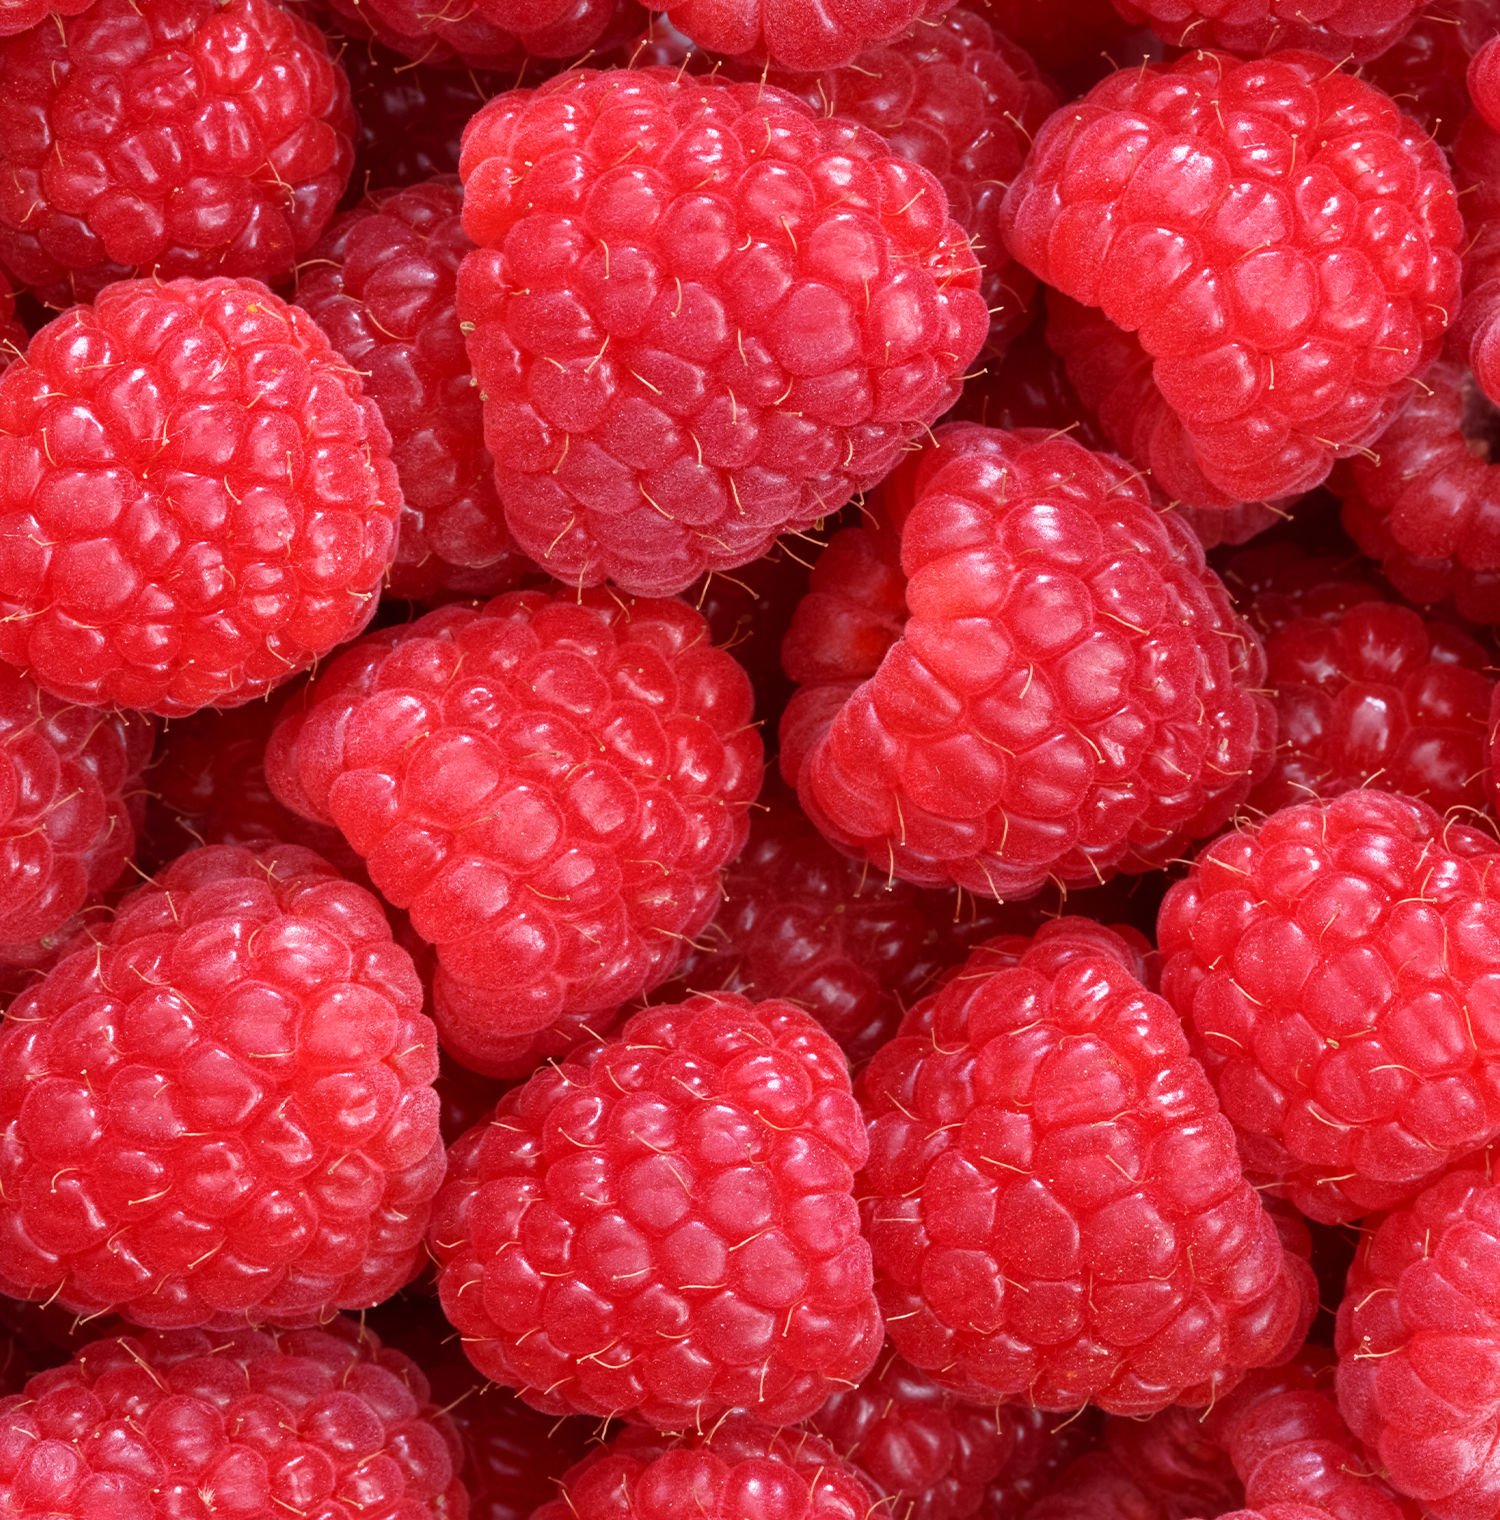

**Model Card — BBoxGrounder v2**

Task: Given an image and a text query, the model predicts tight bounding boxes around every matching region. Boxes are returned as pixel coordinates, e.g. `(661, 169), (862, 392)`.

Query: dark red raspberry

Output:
(533, 1416), (879, 1520)
(297, 177), (531, 605)
(0, 0), (355, 308)
(1335, 1161), (1500, 1518)
(1159, 789), (1500, 1225)
(974, 0), (1137, 98)
(0, 665), (151, 972)
(0, 842), (445, 1330)
(780, 423), (1274, 899)
(808, 1341), (1022, 1520)
(429, 993), (882, 1428)
(0, 276), (401, 717)
(1001, 51), (1463, 507)
(0, 1319), (466, 1519)
(986, 1406), (1104, 1520)
(1103, 1405), (1244, 1520)
(1473, 32), (1500, 131)
(456, 67), (987, 596)
(1450, 115), (1500, 417)
(265, 588), (764, 1078)
(1366, 0), (1496, 148)
(862, 918), (1314, 1415)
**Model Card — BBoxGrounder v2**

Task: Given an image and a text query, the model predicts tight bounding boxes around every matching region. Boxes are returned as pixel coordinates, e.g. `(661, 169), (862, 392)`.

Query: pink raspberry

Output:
(1335, 1162), (1500, 1518)
(0, 1320), (466, 1520)
(0, 842), (445, 1330)
(456, 67), (987, 596)
(0, 0), (355, 308)
(1000, 51), (1463, 507)
(779, 423), (1275, 899)
(297, 177), (531, 604)
(862, 917), (1314, 1415)
(264, 588), (764, 1077)
(429, 993), (882, 1428)
(0, 276), (401, 717)
(1159, 789), (1500, 1225)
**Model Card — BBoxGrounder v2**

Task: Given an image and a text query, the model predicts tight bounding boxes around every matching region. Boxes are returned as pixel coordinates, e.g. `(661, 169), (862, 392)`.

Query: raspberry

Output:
(456, 67), (987, 596)
(779, 423), (1275, 899)
(0, 0), (355, 308)
(1000, 52), (1463, 506)
(297, 177), (531, 605)
(1159, 789), (1500, 1225)
(429, 993), (882, 1428)
(0, 2), (92, 38)
(985, 1407), (1104, 1520)
(947, 315), (1106, 444)
(0, 842), (445, 1330)
(0, 664), (152, 971)
(975, 0), (1136, 97)
(807, 1341), (1022, 1520)
(264, 588), (764, 1078)
(1106, 0), (1423, 64)
(1470, 31), (1500, 134)
(1366, 0), (1496, 148)
(0, 1319), (466, 1519)
(862, 917), (1313, 1414)
(532, 1416), (879, 1520)
(1334, 1162), (1500, 1518)
(0, 276), (401, 716)
(1450, 116), (1500, 415)
(1103, 1405), (1244, 1519)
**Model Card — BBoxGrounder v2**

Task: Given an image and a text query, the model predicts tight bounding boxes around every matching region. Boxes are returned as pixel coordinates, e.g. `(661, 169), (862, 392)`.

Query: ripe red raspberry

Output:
(0, 2), (92, 37)
(0, 276), (401, 716)
(0, 665), (151, 971)
(807, 1341), (1022, 1520)
(534, 1415), (879, 1520)
(264, 588), (764, 1078)
(1471, 31), (1500, 133)
(1334, 1162), (1500, 1518)
(297, 177), (531, 605)
(0, 1319), (466, 1520)
(986, 1407), (1104, 1520)
(1001, 51), (1463, 507)
(0, 842), (445, 1330)
(1159, 789), (1500, 1225)
(779, 423), (1275, 899)
(1106, 0), (1422, 63)
(429, 993), (882, 1429)
(1366, 0), (1496, 148)
(456, 68), (987, 596)
(0, 0), (355, 308)
(862, 918), (1313, 1415)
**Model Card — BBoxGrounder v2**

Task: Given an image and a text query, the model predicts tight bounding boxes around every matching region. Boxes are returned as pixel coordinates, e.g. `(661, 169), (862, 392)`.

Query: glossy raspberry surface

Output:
(0, 276), (402, 717)
(1001, 51), (1463, 507)
(862, 918), (1312, 1414)
(0, 843), (445, 1330)
(429, 993), (882, 1428)
(0, 1320), (465, 1520)
(1159, 789), (1500, 1224)
(265, 588), (763, 1077)
(781, 423), (1274, 898)
(298, 177), (530, 604)
(456, 67), (987, 595)
(0, 0), (355, 307)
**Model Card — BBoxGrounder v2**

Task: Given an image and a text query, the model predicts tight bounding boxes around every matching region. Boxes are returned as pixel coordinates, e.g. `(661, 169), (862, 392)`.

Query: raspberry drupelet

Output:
(456, 67), (988, 596)
(0, 276), (402, 717)
(779, 423), (1275, 899)
(264, 587), (764, 1078)
(0, 2), (92, 37)
(1159, 789), (1500, 1225)
(428, 993), (882, 1429)
(0, 843), (445, 1330)
(0, 1320), (466, 1520)
(1000, 51), (1463, 508)
(862, 918), (1314, 1415)
(1106, 0), (1424, 64)
(297, 177), (531, 605)
(985, 1406), (1104, 1520)
(0, 0), (356, 308)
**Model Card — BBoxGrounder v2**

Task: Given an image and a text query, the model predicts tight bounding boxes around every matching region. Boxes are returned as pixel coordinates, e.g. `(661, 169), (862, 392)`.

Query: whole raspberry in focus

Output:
(1159, 789), (1500, 1224)
(0, 665), (152, 970)
(457, 68), (987, 596)
(808, 1341), (1022, 1520)
(429, 993), (882, 1427)
(779, 423), (1275, 899)
(298, 177), (531, 604)
(863, 918), (1314, 1414)
(1001, 51), (1462, 507)
(265, 588), (764, 1077)
(0, 843), (445, 1329)
(0, 1320), (465, 1519)
(1335, 1162), (1500, 1518)
(0, 276), (401, 716)
(0, 0), (355, 308)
